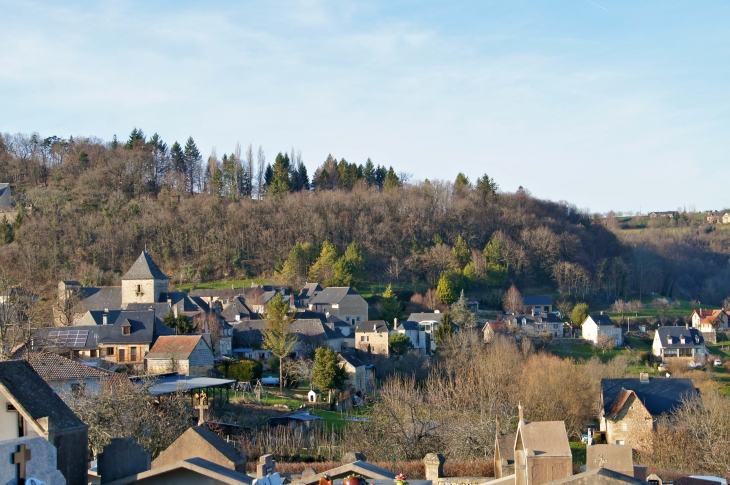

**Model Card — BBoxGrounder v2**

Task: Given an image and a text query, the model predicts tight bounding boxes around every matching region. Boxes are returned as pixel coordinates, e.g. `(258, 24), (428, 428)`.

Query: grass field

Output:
(177, 277), (275, 292)
(593, 298), (720, 323)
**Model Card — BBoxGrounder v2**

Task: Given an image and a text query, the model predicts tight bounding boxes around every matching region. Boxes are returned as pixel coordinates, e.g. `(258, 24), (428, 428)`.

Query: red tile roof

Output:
(146, 335), (206, 360)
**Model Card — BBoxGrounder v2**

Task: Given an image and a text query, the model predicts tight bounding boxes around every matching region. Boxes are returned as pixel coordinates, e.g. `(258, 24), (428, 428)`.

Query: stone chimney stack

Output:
(423, 453), (445, 480)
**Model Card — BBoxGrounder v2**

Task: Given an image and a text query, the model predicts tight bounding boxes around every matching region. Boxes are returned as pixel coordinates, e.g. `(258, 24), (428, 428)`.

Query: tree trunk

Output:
(279, 358), (283, 393)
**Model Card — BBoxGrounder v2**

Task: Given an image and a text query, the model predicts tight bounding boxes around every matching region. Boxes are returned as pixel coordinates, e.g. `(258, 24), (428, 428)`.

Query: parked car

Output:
(714, 359), (723, 367)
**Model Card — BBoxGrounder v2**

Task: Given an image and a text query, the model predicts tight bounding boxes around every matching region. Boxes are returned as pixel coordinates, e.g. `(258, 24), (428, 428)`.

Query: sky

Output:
(1, 1), (728, 213)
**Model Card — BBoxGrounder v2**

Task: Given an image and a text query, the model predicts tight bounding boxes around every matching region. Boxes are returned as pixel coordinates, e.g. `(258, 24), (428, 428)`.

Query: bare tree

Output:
(255, 145), (266, 200)
(502, 284), (524, 314)
(612, 299), (629, 323)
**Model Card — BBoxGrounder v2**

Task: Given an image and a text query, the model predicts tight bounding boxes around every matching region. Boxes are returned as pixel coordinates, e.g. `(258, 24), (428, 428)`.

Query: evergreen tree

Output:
(375, 165), (387, 190)
(263, 164), (274, 189)
(78, 151), (89, 171)
(110, 134), (118, 150)
(483, 236), (508, 287)
(312, 347), (348, 396)
(384, 167), (400, 191)
(162, 311), (197, 334)
(308, 241), (338, 284)
(454, 173), (470, 187)
(278, 242), (316, 287)
(184, 137), (202, 193)
(388, 333), (414, 355)
(451, 235), (471, 269)
(379, 284), (402, 323)
(571, 302), (590, 328)
(170, 142), (186, 175)
(332, 242), (366, 287)
(0, 216), (13, 245)
(451, 290), (477, 330)
(436, 274), (456, 305)
(434, 312), (455, 346)
(476, 173), (499, 199)
(125, 127), (145, 150)
(269, 152), (291, 195)
(363, 159), (376, 187)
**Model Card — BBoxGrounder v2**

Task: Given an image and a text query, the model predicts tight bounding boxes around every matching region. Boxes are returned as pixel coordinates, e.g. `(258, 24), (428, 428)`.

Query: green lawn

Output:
(177, 277), (274, 292)
(594, 298), (719, 323)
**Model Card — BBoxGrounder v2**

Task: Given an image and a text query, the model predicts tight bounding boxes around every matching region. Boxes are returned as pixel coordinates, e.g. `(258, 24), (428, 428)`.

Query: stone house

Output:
(308, 287), (368, 325)
(355, 320), (390, 355)
(514, 404), (572, 485)
(289, 318), (345, 357)
(219, 296), (257, 323)
(582, 313), (623, 347)
(0, 360), (88, 485)
(653, 326), (706, 364)
(600, 375), (698, 452)
(297, 282), (323, 308)
(522, 296), (554, 314)
(32, 309), (174, 370)
(145, 335), (215, 376)
(690, 308), (728, 344)
(338, 352), (376, 393)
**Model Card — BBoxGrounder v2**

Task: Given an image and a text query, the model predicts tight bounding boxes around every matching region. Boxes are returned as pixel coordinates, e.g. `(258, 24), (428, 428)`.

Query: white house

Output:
(653, 326), (706, 364)
(582, 313), (623, 347)
(407, 312), (445, 351)
(394, 320), (426, 353)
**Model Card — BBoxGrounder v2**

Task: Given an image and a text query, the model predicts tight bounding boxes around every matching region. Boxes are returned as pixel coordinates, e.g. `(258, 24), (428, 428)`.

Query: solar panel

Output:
(47, 329), (89, 347)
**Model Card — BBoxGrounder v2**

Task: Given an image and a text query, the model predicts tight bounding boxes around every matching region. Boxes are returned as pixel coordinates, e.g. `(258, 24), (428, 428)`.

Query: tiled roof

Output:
(309, 287), (358, 305)
(21, 352), (112, 380)
(0, 360), (86, 430)
(121, 252), (168, 280)
(602, 377), (698, 416)
(146, 335), (208, 360)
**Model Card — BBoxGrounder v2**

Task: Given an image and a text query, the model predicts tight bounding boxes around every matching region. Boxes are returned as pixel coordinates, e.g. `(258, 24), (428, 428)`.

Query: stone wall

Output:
(121, 279), (168, 305)
(337, 295), (369, 324)
(146, 357), (190, 375)
(355, 331), (389, 355)
(604, 393), (653, 453)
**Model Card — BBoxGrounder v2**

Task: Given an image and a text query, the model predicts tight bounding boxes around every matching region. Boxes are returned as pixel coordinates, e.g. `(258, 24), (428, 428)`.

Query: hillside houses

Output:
(690, 308), (728, 343)
(582, 313), (623, 347)
(307, 287), (368, 325)
(653, 326), (706, 364)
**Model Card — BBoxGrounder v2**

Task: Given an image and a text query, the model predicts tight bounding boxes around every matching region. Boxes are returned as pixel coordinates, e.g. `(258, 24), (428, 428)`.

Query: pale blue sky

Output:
(1, 1), (728, 213)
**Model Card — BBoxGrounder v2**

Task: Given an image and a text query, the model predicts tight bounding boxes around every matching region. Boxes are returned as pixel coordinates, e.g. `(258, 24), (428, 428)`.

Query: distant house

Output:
(32, 309), (174, 370)
(297, 282), (323, 308)
(483, 320), (508, 343)
(145, 334), (215, 376)
(408, 312), (445, 351)
(338, 352), (376, 393)
(506, 313), (563, 338)
(600, 376), (698, 451)
(355, 320), (390, 355)
(707, 214), (720, 224)
(219, 296), (256, 323)
(691, 309), (728, 343)
(653, 326), (706, 364)
(394, 320), (426, 352)
(582, 313), (623, 347)
(723, 213), (730, 224)
(289, 318), (344, 356)
(308, 287), (368, 325)
(648, 211), (676, 218)
(522, 295), (554, 314)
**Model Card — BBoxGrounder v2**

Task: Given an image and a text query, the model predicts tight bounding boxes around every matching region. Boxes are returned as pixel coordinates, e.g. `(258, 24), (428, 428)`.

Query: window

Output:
(664, 349), (678, 357)
(616, 440), (624, 445)
(356, 317), (361, 322)
(118, 349), (126, 362)
(122, 326), (131, 335)
(130, 347), (137, 362)
(136, 284), (142, 294)
(622, 423), (628, 432)
(679, 348), (693, 357)
(73, 350), (81, 358)
(106, 347), (115, 356)
(90, 349), (98, 358)
(361, 336), (369, 342)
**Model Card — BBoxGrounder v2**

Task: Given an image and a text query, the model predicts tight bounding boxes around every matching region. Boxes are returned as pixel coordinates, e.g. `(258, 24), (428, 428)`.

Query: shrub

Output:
(219, 358), (262, 382)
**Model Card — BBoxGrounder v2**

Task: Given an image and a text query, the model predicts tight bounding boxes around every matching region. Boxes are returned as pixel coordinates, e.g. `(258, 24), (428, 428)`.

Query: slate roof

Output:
(20, 352), (112, 381)
(146, 335), (209, 360)
(338, 352), (373, 369)
(355, 320), (389, 333)
(299, 282), (323, 298)
(587, 313), (615, 327)
(656, 326), (704, 348)
(0, 360), (86, 430)
(125, 292), (205, 316)
(511, 313), (562, 325)
(189, 287), (244, 299)
(309, 287), (358, 305)
(121, 252), (168, 280)
(0, 183), (10, 210)
(75, 287), (123, 313)
(522, 295), (554, 306)
(219, 296), (256, 322)
(289, 319), (340, 340)
(397, 320), (420, 331)
(408, 312), (444, 323)
(518, 420), (571, 457)
(601, 377), (698, 416)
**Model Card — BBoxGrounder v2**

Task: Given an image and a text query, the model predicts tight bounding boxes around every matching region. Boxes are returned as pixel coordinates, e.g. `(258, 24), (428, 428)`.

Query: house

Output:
(289, 318), (344, 356)
(338, 352), (376, 393)
(648, 211), (676, 218)
(355, 320), (390, 355)
(506, 313), (563, 338)
(723, 213), (730, 224)
(14, 351), (127, 396)
(308, 287), (368, 325)
(653, 326), (706, 364)
(484, 320), (509, 343)
(394, 320), (426, 353)
(32, 309), (174, 370)
(600, 375), (698, 451)
(514, 404), (572, 485)
(707, 214), (720, 224)
(522, 296), (554, 314)
(0, 360), (88, 485)
(297, 282), (323, 308)
(152, 425), (247, 473)
(582, 313), (623, 347)
(408, 311), (445, 351)
(145, 335), (215, 376)
(242, 283), (289, 314)
(219, 295), (257, 323)
(690, 309), (728, 344)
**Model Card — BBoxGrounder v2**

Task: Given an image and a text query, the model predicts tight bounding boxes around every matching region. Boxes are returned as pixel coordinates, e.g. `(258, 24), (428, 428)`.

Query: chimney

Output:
(639, 371), (649, 383)
(167, 297), (172, 308)
(102, 310), (108, 325)
(394, 318), (398, 327)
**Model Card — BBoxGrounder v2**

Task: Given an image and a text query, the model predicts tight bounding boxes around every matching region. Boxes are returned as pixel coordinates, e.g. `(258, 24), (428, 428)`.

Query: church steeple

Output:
(121, 252), (169, 306)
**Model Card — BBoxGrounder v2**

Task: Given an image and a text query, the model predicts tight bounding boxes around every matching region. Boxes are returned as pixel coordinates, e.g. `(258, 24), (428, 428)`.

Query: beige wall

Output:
(515, 452), (571, 485)
(355, 331), (389, 355)
(122, 279), (168, 305)
(336, 295), (369, 324)
(602, 394), (653, 453)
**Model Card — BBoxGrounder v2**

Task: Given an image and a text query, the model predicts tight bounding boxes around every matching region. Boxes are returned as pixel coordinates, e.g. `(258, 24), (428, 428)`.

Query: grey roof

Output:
(0, 360), (86, 431)
(588, 314), (615, 326)
(397, 320), (420, 331)
(309, 287), (358, 305)
(121, 252), (168, 280)
(75, 287), (123, 313)
(145, 375), (236, 396)
(290, 319), (340, 340)
(125, 292), (205, 316)
(338, 352), (373, 368)
(601, 377), (698, 416)
(522, 295), (554, 306)
(219, 296), (256, 322)
(231, 320), (268, 344)
(512, 313), (562, 324)
(0, 183), (10, 210)
(189, 287), (244, 299)
(408, 312), (444, 323)
(18, 351), (112, 381)
(355, 320), (389, 333)
(299, 282), (323, 298)
(656, 326), (705, 348)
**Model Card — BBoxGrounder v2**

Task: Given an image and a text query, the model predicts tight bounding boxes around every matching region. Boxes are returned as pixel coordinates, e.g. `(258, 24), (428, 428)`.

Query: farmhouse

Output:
(338, 352), (375, 393)
(522, 295), (554, 314)
(653, 326), (706, 364)
(145, 334), (215, 376)
(582, 313), (623, 347)
(690, 308), (728, 344)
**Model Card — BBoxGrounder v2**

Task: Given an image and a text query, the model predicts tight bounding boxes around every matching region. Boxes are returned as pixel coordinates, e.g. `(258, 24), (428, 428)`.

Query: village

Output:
(0, 247), (728, 485)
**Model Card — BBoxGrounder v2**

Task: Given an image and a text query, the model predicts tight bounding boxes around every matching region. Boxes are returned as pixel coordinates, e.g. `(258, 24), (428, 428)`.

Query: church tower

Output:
(121, 252), (169, 306)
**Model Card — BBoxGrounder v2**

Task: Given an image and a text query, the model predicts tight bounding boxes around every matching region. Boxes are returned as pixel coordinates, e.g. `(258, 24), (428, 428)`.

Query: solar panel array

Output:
(47, 329), (89, 347)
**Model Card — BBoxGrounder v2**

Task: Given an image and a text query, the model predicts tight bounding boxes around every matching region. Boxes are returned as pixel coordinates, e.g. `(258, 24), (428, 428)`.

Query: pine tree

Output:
(436, 274), (456, 305)
(476, 174), (499, 199)
(269, 152), (291, 195)
(297, 162), (310, 191)
(483, 236), (508, 287)
(308, 241), (338, 284)
(451, 290), (477, 329)
(434, 312), (454, 346)
(312, 347), (348, 396)
(278, 242), (316, 287)
(125, 127), (145, 150)
(170, 142), (186, 175)
(110, 134), (118, 150)
(184, 137), (202, 193)
(451, 235), (471, 269)
(332, 242), (366, 287)
(384, 167), (400, 191)
(454, 173), (470, 187)
(388, 333), (414, 355)
(379, 284), (402, 323)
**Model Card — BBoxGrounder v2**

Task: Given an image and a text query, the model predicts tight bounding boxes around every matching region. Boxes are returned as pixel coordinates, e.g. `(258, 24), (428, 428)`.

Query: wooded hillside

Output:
(1, 130), (728, 308)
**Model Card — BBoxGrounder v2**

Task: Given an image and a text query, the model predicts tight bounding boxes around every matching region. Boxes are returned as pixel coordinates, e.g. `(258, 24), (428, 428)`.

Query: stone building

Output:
(514, 404), (572, 485)
(495, 430), (517, 478)
(600, 375), (698, 452)
(338, 352), (376, 393)
(308, 287), (369, 325)
(152, 426), (247, 473)
(0, 360), (88, 485)
(145, 335), (215, 376)
(354, 320), (390, 355)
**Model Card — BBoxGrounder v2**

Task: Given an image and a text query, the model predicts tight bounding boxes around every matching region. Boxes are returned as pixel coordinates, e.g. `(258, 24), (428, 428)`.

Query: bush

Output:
(219, 358), (262, 382)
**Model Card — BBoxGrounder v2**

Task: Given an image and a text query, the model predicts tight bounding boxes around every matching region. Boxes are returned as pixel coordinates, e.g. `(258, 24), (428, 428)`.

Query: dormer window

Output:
(122, 325), (131, 335)
(680, 336), (686, 344)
